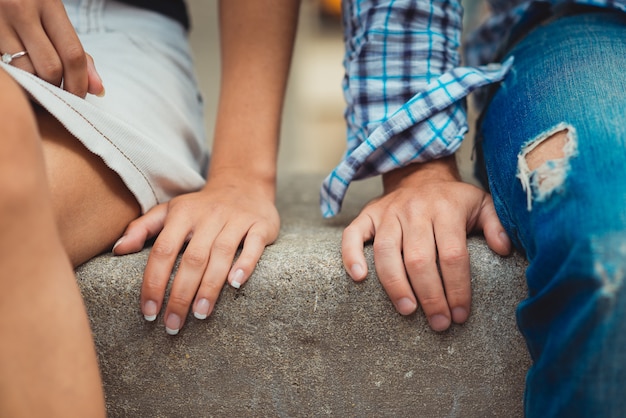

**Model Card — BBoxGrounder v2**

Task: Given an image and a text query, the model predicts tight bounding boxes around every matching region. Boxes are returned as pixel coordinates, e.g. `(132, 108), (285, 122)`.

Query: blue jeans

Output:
(477, 9), (626, 418)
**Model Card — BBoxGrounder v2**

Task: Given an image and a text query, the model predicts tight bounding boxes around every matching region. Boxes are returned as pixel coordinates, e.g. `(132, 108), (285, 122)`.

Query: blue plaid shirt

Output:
(320, 0), (626, 217)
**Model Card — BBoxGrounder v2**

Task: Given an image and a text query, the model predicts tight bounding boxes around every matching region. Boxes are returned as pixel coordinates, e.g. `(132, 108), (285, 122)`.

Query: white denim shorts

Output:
(0, 0), (209, 213)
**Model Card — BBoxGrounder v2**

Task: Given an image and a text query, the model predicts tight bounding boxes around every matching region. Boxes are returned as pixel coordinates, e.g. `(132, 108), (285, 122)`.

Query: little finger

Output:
(227, 223), (276, 289)
(342, 214), (375, 281)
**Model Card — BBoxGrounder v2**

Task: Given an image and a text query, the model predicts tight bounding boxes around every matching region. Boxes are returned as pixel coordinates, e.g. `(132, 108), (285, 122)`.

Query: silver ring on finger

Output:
(1, 50), (28, 65)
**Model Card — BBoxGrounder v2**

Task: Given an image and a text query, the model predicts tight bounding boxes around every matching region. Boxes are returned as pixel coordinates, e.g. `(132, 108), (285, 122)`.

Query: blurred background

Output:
(186, 0), (487, 181)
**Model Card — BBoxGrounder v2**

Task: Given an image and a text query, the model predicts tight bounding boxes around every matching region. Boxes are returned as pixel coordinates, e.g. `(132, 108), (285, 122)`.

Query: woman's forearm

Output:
(209, 0), (301, 190)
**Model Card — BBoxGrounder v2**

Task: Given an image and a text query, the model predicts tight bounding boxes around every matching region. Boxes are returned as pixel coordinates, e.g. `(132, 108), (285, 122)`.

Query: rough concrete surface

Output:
(76, 174), (531, 418)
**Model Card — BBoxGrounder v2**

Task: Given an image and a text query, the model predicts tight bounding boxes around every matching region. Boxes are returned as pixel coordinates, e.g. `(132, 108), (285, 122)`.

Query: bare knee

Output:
(524, 130), (569, 171)
(517, 124), (578, 210)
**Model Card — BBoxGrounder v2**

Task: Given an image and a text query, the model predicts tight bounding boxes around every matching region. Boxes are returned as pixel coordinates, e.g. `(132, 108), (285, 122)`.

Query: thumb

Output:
(475, 195), (511, 256)
(112, 204), (168, 255)
(85, 53), (105, 97)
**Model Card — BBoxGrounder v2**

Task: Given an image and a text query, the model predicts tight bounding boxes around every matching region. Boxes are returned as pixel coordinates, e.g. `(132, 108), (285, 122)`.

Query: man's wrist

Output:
(382, 155), (461, 193)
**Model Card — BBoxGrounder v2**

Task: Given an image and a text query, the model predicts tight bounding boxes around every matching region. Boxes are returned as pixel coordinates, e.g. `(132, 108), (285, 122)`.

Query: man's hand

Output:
(341, 156), (511, 331)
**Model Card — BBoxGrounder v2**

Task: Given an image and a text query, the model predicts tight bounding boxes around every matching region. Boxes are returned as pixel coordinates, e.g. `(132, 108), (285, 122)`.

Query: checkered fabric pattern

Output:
(320, 0), (626, 217)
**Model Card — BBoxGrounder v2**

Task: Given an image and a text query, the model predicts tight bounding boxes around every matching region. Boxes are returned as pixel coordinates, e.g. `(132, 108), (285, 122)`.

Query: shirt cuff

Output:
(320, 57), (514, 218)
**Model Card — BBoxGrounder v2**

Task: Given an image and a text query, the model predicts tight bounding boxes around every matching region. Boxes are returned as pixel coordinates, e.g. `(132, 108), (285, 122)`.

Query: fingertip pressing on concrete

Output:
(76, 173), (531, 418)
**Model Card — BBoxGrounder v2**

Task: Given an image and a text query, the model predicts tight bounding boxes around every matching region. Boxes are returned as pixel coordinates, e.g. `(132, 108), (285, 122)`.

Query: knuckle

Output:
(166, 293), (193, 311)
(249, 224), (276, 244)
(198, 280), (223, 297)
(245, 228), (265, 244)
(181, 249), (209, 268)
(403, 250), (435, 273)
(377, 269), (409, 292)
(342, 223), (361, 240)
(38, 60), (63, 84)
(142, 277), (164, 295)
(211, 238), (238, 257)
(439, 247), (469, 267)
(126, 217), (142, 230)
(168, 198), (197, 216)
(382, 274), (407, 289)
(373, 237), (397, 254)
(1, 0), (25, 15)
(445, 286), (469, 303)
(418, 294), (445, 312)
(151, 240), (177, 259)
(62, 46), (86, 67)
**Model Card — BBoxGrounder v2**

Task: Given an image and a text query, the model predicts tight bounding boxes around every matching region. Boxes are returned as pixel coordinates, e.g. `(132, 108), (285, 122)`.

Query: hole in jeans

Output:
(517, 123), (578, 210)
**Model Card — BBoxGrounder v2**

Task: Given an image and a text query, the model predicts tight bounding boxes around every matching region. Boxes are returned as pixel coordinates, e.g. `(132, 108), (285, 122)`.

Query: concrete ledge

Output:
(76, 174), (531, 417)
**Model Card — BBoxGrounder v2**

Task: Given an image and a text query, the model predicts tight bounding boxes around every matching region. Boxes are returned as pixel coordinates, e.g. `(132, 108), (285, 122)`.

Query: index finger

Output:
(341, 213), (375, 281)
(41, 4), (88, 96)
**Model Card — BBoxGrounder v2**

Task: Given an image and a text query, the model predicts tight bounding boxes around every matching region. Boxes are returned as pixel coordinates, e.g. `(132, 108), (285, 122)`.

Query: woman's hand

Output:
(113, 175), (280, 335)
(114, 0), (300, 335)
(0, 0), (103, 97)
(342, 156), (511, 332)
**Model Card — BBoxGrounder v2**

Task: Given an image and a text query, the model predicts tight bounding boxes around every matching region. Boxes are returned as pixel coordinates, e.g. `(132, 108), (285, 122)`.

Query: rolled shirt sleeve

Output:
(320, 0), (512, 217)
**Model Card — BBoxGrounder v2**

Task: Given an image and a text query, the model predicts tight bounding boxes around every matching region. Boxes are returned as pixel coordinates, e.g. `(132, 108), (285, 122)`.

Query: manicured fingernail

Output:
(194, 298), (210, 320)
(452, 307), (468, 323)
(96, 86), (106, 98)
(395, 298), (417, 315)
(429, 314), (451, 332)
(112, 236), (124, 254)
(350, 263), (364, 279)
(229, 269), (244, 289)
(165, 313), (181, 335)
(143, 300), (157, 321)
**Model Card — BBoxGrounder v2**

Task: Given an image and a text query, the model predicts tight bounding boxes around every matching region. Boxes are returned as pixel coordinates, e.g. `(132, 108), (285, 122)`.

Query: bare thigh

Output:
(37, 106), (141, 267)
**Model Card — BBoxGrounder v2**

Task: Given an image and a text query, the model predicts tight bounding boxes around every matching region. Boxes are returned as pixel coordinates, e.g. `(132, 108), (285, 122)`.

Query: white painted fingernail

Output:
(143, 300), (157, 321)
(165, 313), (181, 335)
(165, 327), (179, 336)
(112, 236), (125, 254)
(194, 298), (210, 320)
(230, 269), (244, 289)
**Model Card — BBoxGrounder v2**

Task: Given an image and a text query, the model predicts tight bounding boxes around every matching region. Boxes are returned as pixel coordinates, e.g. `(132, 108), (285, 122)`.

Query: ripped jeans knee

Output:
(517, 123), (578, 211)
